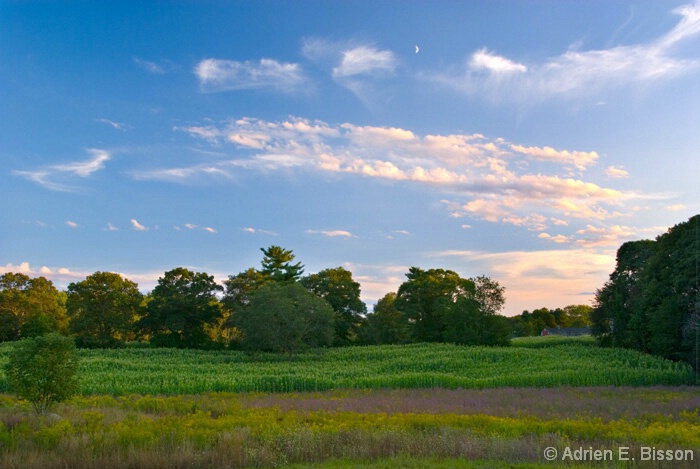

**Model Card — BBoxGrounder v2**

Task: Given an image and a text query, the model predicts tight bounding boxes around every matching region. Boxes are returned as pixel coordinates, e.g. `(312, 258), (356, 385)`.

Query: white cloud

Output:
(97, 118), (126, 130)
(194, 58), (305, 92)
(172, 116), (639, 233)
(306, 229), (354, 238)
(130, 219), (148, 231)
(65, 221), (79, 228)
(605, 165), (630, 178)
(431, 1), (700, 102)
(470, 49), (527, 73)
(333, 46), (396, 78)
(202, 227), (217, 233)
(242, 227), (277, 236)
(185, 224), (197, 230)
(104, 223), (119, 231)
(666, 203), (687, 211)
(133, 57), (169, 74)
(511, 144), (598, 171)
(13, 149), (110, 191)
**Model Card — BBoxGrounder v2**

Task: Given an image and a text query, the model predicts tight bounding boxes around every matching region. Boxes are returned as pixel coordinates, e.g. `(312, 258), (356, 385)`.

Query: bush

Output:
(3, 333), (80, 415)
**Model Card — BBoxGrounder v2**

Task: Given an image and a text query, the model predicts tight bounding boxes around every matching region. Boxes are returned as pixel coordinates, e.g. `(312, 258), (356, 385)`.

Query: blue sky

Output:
(2, 1), (699, 314)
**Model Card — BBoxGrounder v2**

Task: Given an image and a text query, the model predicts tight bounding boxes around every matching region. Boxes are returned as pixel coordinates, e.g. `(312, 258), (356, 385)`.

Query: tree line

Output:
(0, 246), (512, 355)
(591, 214), (700, 370)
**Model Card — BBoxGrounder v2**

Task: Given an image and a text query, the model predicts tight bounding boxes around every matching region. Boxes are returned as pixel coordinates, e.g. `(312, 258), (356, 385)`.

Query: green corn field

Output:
(0, 340), (695, 396)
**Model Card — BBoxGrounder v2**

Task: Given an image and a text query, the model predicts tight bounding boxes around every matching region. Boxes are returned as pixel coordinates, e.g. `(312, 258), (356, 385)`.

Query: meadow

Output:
(1, 337), (699, 468)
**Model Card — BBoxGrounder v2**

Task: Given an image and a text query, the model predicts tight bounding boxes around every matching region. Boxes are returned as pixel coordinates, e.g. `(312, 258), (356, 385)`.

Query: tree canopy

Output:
(0, 273), (68, 341)
(234, 282), (335, 359)
(301, 267), (366, 345)
(140, 267), (224, 349)
(592, 215), (700, 368)
(67, 271), (143, 348)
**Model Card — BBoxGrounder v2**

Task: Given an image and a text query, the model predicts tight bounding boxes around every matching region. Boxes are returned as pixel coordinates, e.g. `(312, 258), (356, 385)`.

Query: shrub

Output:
(3, 333), (80, 415)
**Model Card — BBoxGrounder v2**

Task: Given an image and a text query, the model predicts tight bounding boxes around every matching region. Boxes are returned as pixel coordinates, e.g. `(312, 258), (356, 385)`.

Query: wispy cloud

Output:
(133, 57), (173, 74)
(103, 223), (119, 232)
(332, 46), (396, 78)
(306, 229), (355, 238)
(194, 58), (305, 93)
(430, 1), (700, 103)
(130, 219), (148, 231)
(605, 165), (630, 178)
(97, 118), (126, 130)
(666, 203), (687, 211)
(242, 227), (277, 236)
(170, 115), (643, 235)
(303, 38), (397, 107)
(12, 149), (110, 191)
(65, 221), (79, 228)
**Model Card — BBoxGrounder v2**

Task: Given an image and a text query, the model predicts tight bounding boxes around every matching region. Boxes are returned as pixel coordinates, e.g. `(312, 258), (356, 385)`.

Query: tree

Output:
(592, 215), (700, 368)
(443, 296), (511, 346)
(260, 245), (304, 283)
(470, 275), (506, 315)
(139, 268), (223, 349)
(360, 292), (410, 345)
(66, 272), (143, 348)
(235, 282), (335, 359)
(223, 267), (269, 312)
(301, 267), (367, 346)
(394, 267), (475, 342)
(563, 304), (592, 328)
(3, 333), (79, 415)
(0, 273), (68, 341)
(591, 240), (656, 348)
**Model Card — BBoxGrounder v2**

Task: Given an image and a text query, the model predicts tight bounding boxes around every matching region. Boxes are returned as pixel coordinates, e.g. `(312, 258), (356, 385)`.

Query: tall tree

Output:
(260, 245), (304, 283)
(235, 282), (335, 359)
(301, 267), (367, 346)
(0, 273), (68, 341)
(66, 272), (143, 348)
(395, 267), (475, 343)
(140, 267), (223, 349)
(360, 292), (410, 345)
(592, 240), (657, 348)
(470, 275), (506, 315)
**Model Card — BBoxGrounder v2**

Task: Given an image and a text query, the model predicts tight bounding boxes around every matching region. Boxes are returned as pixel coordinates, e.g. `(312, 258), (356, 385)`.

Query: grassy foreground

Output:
(0, 338), (694, 394)
(2, 387), (700, 468)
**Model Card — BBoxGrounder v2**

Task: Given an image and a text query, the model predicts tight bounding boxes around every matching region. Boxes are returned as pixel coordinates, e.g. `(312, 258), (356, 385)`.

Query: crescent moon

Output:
(415, 45), (420, 54)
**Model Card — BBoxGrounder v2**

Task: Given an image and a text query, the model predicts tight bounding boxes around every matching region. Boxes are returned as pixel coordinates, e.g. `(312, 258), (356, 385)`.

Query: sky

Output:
(1, 1), (699, 315)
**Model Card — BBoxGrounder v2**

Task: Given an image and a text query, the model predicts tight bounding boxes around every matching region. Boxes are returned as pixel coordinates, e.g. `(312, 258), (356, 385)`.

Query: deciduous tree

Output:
(301, 267), (367, 345)
(0, 273), (68, 341)
(3, 333), (79, 415)
(140, 267), (223, 349)
(66, 272), (143, 347)
(235, 282), (335, 359)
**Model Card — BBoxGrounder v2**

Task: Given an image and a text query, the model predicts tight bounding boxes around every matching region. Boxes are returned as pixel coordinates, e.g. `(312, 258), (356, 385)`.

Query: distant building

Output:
(541, 327), (590, 337)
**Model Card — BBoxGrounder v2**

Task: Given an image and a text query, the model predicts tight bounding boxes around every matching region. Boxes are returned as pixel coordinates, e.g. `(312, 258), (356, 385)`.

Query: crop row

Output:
(0, 342), (695, 395)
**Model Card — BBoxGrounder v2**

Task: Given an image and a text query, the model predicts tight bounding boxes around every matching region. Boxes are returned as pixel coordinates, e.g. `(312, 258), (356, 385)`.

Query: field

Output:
(0, 338), (694, 395)
(1, 337), (699, 468)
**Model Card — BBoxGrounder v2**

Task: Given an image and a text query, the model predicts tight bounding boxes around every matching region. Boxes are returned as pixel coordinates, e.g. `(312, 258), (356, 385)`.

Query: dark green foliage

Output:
(67, 272), (143, 348)
(361, 292), (410, 345)
(301, 267), (367, 346)
(139, 267), (223, 349)
(443, 296), (511, 346)
(511, 305), (593, 337)
(3, 333), (79, 415)
(260, 245), (304, 283)
(395, 267), (475, 343)
(235, 282), (335, 359)
(0, 273), (68, 341)
(593, 215), (700, 368)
